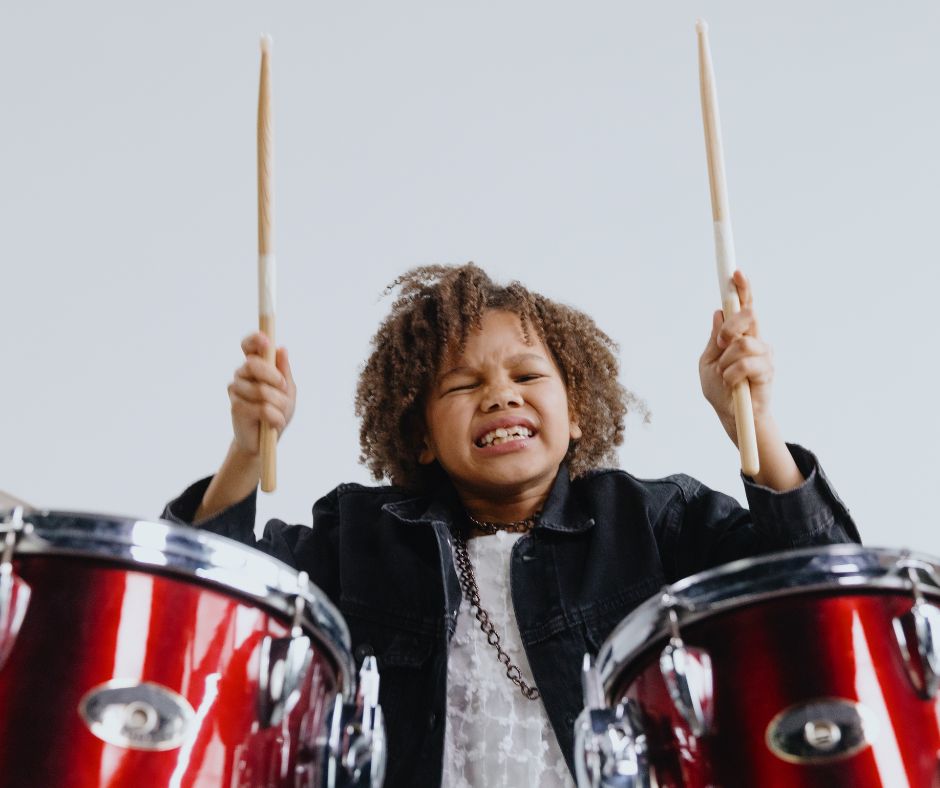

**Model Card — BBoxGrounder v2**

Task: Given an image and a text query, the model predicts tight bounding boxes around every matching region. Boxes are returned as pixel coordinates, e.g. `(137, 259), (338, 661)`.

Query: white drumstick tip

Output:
(695, 19), (709, 35)
(260, 33), (273, 54)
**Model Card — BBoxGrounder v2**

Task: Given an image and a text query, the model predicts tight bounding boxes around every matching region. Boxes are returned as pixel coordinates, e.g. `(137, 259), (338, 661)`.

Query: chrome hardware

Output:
(893, 602), (940, 699)
(803, 719), (841, 751)
(574, 654), (649, 788)
(893, 555), (940, 699)
(78, 680), (195, 751)
(0, 507), (32, 671)
(324, 656), (387, 787)
(658, 595), (713, 736)
(258, 571), (315, 727)
(766, 698), (875, 763)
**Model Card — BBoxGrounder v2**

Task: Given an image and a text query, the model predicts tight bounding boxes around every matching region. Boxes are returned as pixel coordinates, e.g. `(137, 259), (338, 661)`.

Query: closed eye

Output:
(516, 374), (543, 382)
(446, 383), (478, 393)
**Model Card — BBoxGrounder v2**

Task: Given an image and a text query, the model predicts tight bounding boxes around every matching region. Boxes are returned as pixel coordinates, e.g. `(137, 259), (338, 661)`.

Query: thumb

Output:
(701, 310), (724, 362)
(276, 346), (295, 389)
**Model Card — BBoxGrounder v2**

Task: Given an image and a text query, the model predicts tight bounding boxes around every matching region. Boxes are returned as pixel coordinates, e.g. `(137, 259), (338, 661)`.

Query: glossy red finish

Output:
(610, 592), (940, 787)
(0, 556), (342, 788)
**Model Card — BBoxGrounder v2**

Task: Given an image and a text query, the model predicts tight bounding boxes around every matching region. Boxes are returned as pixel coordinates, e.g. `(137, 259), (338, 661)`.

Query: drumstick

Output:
(696, 19), (760, 477)
(0, 491), (33, 510)
(258, 34), (277, 492)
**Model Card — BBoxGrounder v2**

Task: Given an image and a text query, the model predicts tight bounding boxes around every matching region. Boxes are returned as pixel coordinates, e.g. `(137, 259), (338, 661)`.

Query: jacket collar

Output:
(380, 464), (595, 533)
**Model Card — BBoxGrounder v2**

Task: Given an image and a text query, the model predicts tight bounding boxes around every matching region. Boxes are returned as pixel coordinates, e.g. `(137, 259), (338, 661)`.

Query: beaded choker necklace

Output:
(463, 509), (538, 535)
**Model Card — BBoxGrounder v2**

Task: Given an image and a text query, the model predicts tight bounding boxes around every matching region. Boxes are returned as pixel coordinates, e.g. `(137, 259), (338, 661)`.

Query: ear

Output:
(569, 419), (582, 442)
(418, 436), (436, 465)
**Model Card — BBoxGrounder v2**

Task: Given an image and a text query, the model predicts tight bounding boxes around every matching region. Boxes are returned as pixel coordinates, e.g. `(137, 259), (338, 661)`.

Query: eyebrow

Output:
(437, 353), (550, 381)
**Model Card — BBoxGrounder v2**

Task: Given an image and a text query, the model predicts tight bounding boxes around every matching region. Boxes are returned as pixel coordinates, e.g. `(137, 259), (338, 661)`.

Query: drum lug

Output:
(574, 654), (650, 788)
(0, 507), (32, 671)
(259, 571), (314, 727)
(259, 633), (312, 727)
(658, 596), (713, 737)
(893, 557), (940, 699)
(323, 655), (387, 788)
(894, 599), (940, 699)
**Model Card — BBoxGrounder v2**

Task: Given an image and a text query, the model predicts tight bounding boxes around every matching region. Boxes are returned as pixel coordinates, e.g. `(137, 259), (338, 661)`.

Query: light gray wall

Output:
(3, 1), (938, 554)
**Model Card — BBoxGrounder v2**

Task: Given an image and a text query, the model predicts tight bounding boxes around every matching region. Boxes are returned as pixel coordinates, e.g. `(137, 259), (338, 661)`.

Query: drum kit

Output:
(3, 505), (940, 787)
(0, 507), (385, 788)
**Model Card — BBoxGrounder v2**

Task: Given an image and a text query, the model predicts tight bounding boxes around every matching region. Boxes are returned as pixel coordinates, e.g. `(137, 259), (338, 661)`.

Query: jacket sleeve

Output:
(161, 477), (342, 604)
(660, 444), (859, 581)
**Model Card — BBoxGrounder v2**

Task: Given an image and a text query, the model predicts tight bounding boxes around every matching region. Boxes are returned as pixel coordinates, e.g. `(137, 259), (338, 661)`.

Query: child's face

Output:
(420, 309), (581, 502)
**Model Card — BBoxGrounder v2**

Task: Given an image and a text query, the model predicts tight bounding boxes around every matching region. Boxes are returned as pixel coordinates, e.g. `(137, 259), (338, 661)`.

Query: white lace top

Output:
(442, 530), (575, 787)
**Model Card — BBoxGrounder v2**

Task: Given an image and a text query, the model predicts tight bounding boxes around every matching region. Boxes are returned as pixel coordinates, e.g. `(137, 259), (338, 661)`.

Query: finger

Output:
(260, 402), (288, 431)
(276, 346), (295, 389)
(234, 362), (281, 391)
(718, 307), (760, 348)
(236, 356), (288, 389)
(721, 356), (773, 388)
(230, 393), (288, 432)
(717, 335), (768, 369)
(228, 378), (293, 410)
(241, 332), (270, 357)
(733, 270), (753, 310)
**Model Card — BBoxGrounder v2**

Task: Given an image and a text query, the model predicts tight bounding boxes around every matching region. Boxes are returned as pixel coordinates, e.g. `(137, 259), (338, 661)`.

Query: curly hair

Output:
(354, 263), (647, 490)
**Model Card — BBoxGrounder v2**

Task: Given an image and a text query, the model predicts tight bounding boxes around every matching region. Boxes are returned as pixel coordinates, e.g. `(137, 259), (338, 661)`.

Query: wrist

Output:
(194, 442), (261, 524)
(750, 417), (804, 491)
(228, 440), (263, 472)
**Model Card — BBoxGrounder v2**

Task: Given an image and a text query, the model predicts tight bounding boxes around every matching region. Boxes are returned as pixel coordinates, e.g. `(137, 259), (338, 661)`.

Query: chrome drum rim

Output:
(2, 508), (355, 699)
(595, 544), (940, 697)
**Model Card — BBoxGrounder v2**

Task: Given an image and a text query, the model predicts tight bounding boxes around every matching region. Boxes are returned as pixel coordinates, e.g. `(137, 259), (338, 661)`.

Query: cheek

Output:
(426, 402), (466, 445)
(541, 390), (576, 439)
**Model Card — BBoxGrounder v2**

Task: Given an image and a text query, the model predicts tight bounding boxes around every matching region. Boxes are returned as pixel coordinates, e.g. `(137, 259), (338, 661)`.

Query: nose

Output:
(481, 381), (523, 412)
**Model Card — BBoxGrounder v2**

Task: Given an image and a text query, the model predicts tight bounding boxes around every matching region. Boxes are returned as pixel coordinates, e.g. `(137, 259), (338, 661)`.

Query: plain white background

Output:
(3, 1), (938, 554)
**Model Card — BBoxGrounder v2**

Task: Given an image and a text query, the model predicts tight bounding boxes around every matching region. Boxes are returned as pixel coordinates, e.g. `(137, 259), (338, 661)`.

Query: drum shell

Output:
(0, 553), (340, 788)
(609, 590), (940, 788)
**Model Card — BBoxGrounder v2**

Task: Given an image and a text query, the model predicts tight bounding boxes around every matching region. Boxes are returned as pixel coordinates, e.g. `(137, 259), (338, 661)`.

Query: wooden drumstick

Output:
(696, 19), (760, 477)
(258, 34), (277, 492)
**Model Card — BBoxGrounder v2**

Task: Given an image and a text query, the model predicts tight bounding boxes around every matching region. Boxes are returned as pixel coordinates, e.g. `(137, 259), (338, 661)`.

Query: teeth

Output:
(478, 426), (532, 446)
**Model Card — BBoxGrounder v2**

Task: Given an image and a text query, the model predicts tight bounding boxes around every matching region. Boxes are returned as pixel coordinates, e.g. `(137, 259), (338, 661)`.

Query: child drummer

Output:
(164, 263), (858, 788)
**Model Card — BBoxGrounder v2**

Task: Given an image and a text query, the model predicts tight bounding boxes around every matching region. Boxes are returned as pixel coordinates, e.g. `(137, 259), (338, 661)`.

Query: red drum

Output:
(575, 546), (940, 788)
(0, 507), (385, 788)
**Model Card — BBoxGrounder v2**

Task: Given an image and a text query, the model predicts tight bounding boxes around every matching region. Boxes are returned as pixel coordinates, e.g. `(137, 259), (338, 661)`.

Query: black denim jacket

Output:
(164, 444), (859, 787)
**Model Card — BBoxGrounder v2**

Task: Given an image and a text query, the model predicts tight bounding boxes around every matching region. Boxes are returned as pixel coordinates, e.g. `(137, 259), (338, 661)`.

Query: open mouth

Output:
(474, 425), (535, 448)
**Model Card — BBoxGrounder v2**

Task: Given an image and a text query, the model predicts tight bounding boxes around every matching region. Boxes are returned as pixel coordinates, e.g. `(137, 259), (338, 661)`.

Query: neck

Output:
(459, 488), (548, 525)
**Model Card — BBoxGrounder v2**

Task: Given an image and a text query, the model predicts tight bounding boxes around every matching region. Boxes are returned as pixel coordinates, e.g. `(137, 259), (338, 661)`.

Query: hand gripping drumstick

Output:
(696, 20), (760, 477)
(258, 34), (277, 492)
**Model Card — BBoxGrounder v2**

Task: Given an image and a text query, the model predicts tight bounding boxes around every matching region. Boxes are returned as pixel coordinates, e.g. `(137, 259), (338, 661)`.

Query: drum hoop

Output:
(7, 508), (356, 699)
(595, 544), (940, 696)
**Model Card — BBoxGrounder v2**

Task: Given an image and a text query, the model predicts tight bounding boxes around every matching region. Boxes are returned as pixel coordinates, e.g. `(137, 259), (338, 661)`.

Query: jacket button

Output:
(428, 712), (438, 730)
(354, 643), (374, 665)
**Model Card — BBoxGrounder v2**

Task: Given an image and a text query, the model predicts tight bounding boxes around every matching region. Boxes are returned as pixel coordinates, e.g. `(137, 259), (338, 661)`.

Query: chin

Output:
(475, 464), (560, 492)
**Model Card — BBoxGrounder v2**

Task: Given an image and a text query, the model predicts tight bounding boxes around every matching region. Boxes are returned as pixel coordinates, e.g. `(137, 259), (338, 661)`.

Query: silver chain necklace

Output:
(450, 512), (540, 700)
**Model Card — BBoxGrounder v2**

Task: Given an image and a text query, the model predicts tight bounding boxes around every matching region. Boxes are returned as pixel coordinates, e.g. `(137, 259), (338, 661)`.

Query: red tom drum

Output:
(0, 507), (385, 788)
(576, 545), (940, 788)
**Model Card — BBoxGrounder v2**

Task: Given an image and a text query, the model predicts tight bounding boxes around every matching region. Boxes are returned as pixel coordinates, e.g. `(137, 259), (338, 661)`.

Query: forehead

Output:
(439, 310), (551, 368)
